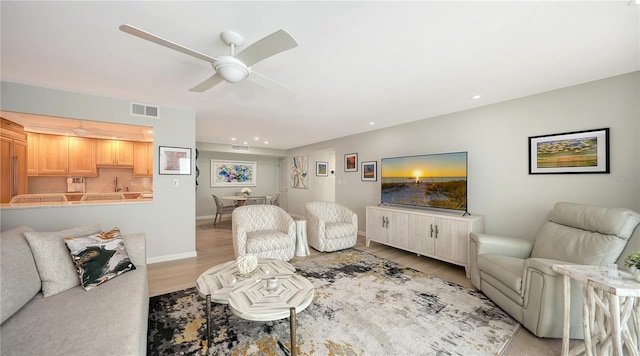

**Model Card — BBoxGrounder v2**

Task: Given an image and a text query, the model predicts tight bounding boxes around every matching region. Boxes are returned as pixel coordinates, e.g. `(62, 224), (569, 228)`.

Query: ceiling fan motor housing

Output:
(213, 55), (250, 83)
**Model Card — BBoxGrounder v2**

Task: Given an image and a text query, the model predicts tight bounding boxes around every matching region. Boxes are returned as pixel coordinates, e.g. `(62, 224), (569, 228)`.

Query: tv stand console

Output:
(366, 205), (484, 278)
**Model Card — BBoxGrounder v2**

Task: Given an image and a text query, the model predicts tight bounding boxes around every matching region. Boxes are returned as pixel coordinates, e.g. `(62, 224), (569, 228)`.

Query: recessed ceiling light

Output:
(369, 122), (375, 125)
(231, 137), (236, 141)
(254, 137), (259, 140)
(264, 141), (269, 144)
(243, 141), (248, 145)
(471, 95), (482, 100)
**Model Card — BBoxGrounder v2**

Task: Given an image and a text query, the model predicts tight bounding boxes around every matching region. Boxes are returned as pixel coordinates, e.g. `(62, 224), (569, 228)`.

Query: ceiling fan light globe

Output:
(214, 56), (249, 83)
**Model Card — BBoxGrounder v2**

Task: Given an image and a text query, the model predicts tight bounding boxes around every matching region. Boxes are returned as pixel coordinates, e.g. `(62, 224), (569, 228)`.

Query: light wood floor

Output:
(147, 219), (566, 355)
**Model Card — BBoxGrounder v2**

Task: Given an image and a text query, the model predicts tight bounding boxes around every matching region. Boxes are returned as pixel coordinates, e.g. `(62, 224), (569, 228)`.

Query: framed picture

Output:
(345, 153), (358, 172)
(211, 160), (257, 186)
(159, 146), (191, 175)
(361, 161), (377, 181)
(529, 128), (609, 174)
(316, 161), (328, 177)
(291, 155), (309, 189)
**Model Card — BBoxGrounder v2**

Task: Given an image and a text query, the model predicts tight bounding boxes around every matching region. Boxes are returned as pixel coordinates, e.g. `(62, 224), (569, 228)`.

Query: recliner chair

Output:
(469, 202), (640, 339)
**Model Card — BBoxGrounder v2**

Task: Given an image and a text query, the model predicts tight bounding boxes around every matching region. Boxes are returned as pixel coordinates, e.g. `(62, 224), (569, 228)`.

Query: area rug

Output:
(147, 249), (520, 355)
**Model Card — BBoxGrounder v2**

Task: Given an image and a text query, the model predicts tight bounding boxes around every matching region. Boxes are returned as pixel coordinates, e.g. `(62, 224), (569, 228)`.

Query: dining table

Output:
(221, 195), (272, 206)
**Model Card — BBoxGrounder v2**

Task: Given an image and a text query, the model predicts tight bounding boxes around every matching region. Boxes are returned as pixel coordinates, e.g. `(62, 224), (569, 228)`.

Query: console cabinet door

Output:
(408, 214), (435, 256)
(366, 207), (389, 243)
(435, 219), (468, 264)
(386, 212), (409, 248)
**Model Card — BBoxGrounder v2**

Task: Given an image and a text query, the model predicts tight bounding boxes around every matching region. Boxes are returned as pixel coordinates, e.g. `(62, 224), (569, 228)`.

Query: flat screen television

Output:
(380, 151), (468, 212)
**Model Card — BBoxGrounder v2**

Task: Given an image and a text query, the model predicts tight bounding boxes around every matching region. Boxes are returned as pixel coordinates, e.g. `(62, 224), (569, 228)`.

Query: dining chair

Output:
(269, 193), (281, 206)
(245, 195), (267, 205)
(212, 194), (235, 226)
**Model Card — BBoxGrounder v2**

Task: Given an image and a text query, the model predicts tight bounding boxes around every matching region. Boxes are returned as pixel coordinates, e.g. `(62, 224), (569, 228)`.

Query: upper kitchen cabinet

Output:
(96, 139), (134, 167)
(1, 118), (28, 203)
(68, 137), (97, 176)
(38, 134), (68, 175)
(32, 134), (98, 177)
(133, 141), (153, 177)
(26, 132), (38, 176)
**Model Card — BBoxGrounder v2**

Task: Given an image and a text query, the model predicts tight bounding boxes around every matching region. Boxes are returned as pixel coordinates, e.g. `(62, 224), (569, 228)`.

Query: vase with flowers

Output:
(241, 187), (252, 196)
(623, 251), (640, 282)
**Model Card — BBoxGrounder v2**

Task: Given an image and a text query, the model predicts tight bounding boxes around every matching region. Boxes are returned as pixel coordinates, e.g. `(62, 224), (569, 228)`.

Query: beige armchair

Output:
(469, 202), (640, 339)
(305, 201), (358, 252)
(232, 205), (296, 261)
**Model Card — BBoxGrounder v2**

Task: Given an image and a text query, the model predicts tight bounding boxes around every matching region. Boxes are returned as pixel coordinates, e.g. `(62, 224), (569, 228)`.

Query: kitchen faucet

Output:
(114, 177), (121, 192)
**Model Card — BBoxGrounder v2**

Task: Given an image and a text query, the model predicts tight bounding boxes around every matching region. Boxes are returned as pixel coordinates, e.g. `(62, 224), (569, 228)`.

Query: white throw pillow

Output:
(24, 222), (102, 297)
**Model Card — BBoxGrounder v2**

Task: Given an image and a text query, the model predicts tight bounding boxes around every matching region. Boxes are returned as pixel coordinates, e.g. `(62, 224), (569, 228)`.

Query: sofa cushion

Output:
(0, 226), (40, 324)
(64, 228), (136, 291)
(24, 223), (102, 297)
(0, 262), (148, 355)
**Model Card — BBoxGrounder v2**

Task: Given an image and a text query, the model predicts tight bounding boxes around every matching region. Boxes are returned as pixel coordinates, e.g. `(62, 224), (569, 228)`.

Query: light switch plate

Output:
(173, 179), (179, 187)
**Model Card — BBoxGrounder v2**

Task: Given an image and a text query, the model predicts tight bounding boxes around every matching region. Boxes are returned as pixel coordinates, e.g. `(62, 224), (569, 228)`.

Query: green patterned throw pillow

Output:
(64, 228), (136, 291)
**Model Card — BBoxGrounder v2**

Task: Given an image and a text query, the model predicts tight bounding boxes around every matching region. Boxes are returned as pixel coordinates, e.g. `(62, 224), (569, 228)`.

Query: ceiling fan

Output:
(25, 121), (148, 141)
(119, 24), (299, 97)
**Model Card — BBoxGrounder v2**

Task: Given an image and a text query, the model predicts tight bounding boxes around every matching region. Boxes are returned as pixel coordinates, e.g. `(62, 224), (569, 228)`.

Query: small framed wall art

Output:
(316, 161), (328, 177)
(344, 153), (358, 172)
(159, 146), (192, 175)
(528, 128), (609, 174)
(361, 161), (377, 181)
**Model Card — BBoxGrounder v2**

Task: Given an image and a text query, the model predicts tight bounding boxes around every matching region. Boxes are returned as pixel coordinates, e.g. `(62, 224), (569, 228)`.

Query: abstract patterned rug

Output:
(147, 249), (520, 355)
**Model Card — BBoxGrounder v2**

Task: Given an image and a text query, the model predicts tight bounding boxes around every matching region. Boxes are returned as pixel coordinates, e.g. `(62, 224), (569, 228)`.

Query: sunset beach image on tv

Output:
(381, 152), (467, 211)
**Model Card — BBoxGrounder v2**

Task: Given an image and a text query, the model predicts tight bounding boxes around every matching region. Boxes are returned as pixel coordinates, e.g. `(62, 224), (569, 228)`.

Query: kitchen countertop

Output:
(1, 192), (153, 209)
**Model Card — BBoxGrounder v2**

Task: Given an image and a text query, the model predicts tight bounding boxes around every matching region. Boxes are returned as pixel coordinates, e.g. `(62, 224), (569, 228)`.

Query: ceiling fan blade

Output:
(234, 29), (298, 67)
(119, 24), (218, 64)
(246, 71), (295, 98)
(189, 73), (225, 92)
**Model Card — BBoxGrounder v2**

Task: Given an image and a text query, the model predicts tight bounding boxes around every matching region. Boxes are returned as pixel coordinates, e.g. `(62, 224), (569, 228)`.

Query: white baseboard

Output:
(147, 251), (198, 264)
(196, 215), (214, 220)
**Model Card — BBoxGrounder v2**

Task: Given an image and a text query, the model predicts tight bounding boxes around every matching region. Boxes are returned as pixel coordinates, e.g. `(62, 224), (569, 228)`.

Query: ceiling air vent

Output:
(130, 102), (160, 118)
(231, 145), (249, 151)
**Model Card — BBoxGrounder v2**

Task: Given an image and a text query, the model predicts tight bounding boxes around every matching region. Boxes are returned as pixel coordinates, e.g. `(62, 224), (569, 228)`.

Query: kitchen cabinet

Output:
(133, 142), (153, 177)
(96, 139), (134, 167)
(37, 134), (68, 175)
(366, 205), (484, 278)
(31, 134), (97, 177)
(68, 137), (97, 176)
(1, 118), (28, 203)
(27, 132), (38, 176)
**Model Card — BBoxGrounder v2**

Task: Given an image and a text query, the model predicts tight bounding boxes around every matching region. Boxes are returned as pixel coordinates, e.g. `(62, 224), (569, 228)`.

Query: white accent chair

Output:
(305, 201), (358, 252)
(232, 205), (296, 261)
(469, 202), (640, 339)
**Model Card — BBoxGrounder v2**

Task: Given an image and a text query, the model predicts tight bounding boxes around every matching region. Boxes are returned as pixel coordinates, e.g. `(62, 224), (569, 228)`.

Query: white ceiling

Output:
(1, 1), (638, 150)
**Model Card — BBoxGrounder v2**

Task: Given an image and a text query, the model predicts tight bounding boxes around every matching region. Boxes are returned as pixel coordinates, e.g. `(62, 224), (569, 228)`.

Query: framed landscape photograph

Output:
(529, 128), (609, 174)
(345, 153), (358, 172)
(361, 161), (377, 181)
(159, 146), (191, 175)
(211, 160), (257, 186)
(316, 161), (328, 177)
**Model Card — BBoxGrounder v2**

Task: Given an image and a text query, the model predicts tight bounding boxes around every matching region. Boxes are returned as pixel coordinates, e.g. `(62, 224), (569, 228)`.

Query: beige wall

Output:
(287, 71), (640, 240)
(0, 82), (197, 263)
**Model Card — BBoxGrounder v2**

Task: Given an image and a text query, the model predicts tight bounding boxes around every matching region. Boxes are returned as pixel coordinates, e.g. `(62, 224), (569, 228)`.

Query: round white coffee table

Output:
(196, 259), (313, 355)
